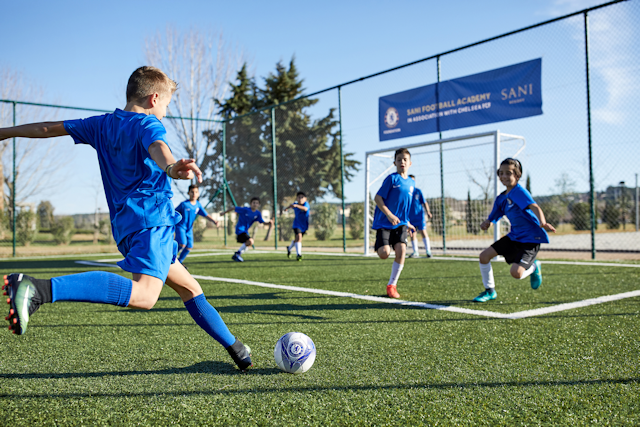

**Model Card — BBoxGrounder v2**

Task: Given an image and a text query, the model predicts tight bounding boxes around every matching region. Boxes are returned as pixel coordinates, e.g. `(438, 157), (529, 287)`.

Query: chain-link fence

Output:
(2, 0), (638, 259)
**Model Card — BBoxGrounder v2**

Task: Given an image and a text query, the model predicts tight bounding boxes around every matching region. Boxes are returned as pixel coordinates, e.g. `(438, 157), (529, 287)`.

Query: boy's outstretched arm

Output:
(528, 203), (556, 233)
(0, 121), (68, 141)
(148, 140), (202, 183)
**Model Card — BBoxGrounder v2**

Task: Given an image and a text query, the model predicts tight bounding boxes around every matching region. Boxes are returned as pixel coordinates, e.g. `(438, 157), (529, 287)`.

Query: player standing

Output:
(473, 158), (556, 302)
(372, 148), (416, 299)
(0, 66), (252, 371)
(407, 174), (433, 258)
(284, 192), (310, 261)
(175, 185), (219, 265)
(220, 197), (274, 262)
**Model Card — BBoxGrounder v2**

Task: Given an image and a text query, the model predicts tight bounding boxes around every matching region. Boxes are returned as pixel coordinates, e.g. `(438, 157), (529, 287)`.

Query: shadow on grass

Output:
(0, 361), (281, 380)
(0, 377), (637, 399)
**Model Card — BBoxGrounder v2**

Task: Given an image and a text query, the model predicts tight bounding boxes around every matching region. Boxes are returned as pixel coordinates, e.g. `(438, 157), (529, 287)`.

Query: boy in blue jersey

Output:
(0, 66), (252, 371)
(175, 185), (219, 265)
(284, 192), (310, 261)
(473, 158), (556, 302)
(407, 174), (433, 258)
(372, 148), (416, 299)
(220, 197), (274, 262)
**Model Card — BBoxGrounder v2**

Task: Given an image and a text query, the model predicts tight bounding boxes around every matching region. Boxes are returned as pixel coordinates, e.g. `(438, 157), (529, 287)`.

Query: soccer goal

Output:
(364, 131), (526, 256)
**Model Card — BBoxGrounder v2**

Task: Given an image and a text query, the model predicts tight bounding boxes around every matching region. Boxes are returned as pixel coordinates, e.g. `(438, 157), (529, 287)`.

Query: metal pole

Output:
(222, 121), (227, 247)
(271, 107), (278, 249)
(338, 87), (347, 253)
(635, 173), (638, 231)
(584, 12), (597, 260)
(12, 102), (16, 257)
(437, 56), (446, 255)
(364, 156), (370, 255)
(494, 131), (501, 243)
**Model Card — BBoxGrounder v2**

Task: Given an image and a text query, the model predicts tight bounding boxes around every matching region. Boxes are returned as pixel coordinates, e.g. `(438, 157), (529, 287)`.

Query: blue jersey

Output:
(235, 206), (265, 235)
(372, 173), (415, 230)
(175, 200), (208, 231)
(64, 109), (180, 244)
(409, 188), (426, 223)
(488, 183), (549, 244)
(292, 201), (310, 231)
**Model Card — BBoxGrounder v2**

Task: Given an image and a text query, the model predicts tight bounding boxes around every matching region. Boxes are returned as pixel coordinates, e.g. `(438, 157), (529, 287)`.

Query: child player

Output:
(284, 192), (310, 261)
(407, 174), (433, 258)
(0, 66), (252, 371)
(372, 148), (416, 299)
(220, 198), (274, 262)
(473, 158), (556, 302)
(174, 185), (219, 265)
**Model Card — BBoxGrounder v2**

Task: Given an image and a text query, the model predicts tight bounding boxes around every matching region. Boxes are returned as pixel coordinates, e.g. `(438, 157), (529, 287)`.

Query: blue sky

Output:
(1, 0), (625, 214)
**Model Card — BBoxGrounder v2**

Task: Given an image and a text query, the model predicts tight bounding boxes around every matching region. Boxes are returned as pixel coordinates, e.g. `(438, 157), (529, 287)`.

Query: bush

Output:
(99, 218), (113, 243)
(51, 216), (76, 245)
(348, 203), (365, 240)
(602, 201), (620, 230)
(226, 214), (235, 236)
(428, 199), (453, 236)
(16, 209), (38, 246)
(314, 203), (337, 241)
(193, 217), (207, 242)
(278, 215), (294, 241)
(465, 193), (485, 235)
(570, 202), (592, 231)
(538, 201), (564, 228)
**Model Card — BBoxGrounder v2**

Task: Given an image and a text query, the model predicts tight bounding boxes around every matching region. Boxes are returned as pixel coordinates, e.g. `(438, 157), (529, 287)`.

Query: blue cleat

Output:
(473, 288), (497, 302)
(530, 260), (542, 289)
(232, 252), (244, 263)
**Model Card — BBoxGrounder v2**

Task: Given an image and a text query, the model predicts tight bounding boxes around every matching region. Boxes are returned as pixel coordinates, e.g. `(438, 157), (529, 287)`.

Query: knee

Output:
(136, 293), (159, 310)
(247, 238), (254, 246)
(510, 267), (523, 279)
(377, 248), (390, 259)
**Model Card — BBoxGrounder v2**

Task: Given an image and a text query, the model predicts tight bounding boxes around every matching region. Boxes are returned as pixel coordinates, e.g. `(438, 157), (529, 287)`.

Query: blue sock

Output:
(51, 272), (132, 307)
(184, 294), (235, 347)
(178, 248), (191, 263)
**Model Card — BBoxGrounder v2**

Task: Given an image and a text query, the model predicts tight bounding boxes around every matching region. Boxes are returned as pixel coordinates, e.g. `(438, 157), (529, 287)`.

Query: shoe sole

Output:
(3, 274), (33, 335)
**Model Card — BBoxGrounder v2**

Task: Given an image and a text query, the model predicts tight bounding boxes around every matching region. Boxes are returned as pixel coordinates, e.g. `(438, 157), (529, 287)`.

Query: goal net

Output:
(364, 131), (526, 255)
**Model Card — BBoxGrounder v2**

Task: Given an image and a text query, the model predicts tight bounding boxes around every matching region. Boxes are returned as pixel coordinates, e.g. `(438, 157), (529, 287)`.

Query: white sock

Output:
(423, 236), (431, 254)
(238, 243), (247, 254)
(288, 240), (295, 250)
(387, 261), (404, 286)
(479, 262), (495, 290)
(519, 263), (536, 279)
(411, 239), (418, 254)
(295, 242), (302, 256)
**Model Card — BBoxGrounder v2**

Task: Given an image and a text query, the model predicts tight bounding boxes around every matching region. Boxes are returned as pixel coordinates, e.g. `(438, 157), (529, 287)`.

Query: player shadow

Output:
(0, 361), (281, 381)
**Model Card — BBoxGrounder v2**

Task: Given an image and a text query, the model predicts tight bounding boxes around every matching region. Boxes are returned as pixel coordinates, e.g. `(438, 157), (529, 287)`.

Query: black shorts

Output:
(293, 228), (307, 236)
(236, 233), (251, 244)
(491, 235), (540, 269)
(374, 226), (408, 251)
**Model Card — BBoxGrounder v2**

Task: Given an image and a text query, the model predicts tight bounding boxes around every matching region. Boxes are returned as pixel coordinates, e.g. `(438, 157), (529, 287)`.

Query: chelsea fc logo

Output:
(384, 107), (399, 128)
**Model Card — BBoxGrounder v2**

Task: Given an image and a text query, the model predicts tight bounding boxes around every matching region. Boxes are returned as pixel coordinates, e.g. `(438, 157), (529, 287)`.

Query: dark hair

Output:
(126, 66), (177, 102)
(188, 184), (198, 192)
(250, 197), (261, 204)
(498, 158), (523, 178)
(297, 191), (306, 197)
(394, 148), (411, 160)
(408, 174), (415, 179)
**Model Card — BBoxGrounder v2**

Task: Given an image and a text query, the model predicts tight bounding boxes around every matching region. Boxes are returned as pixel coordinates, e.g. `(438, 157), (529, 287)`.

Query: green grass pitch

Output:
(0, 252), (638, 425)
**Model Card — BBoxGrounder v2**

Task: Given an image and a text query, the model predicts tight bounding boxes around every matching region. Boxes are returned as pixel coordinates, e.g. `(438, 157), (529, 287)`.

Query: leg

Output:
(420, 229), (431, 257)
(294, 232), (303, 260)
(386, 241), (406, 299)
(377, 245), (391, 260)
(177, 246), (192, 264)
(410, 234), (419, 257)
(474, 247), (498, 302)
(129, 274), (164, 310)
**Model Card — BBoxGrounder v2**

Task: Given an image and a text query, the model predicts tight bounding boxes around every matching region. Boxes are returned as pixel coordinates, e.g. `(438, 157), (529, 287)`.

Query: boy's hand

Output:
(426, 212), (433, 219)
(407, 223), (416, 232)
(542, 223), (556, 233)
(480, 220), (491, 231)
(170, 158), (202, 183)
(386, 214), (400, 226)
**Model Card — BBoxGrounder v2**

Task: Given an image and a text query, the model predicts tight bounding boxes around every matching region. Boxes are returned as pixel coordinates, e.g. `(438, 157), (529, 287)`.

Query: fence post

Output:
(437, 56), (446, 255)
(338, 87), (347, 252)
(12, 102), (16, 257)
(271, 107), (278, 249)
(584, 12), (596, 260)
(222, 121), (227, 247)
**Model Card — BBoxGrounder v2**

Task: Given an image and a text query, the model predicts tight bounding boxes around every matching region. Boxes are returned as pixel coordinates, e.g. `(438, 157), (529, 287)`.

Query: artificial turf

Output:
(0, 252), (638, 425)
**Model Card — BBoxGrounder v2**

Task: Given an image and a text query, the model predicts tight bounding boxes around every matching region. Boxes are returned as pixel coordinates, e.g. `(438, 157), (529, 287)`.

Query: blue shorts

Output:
(174, 226), (193, 248)
(409, 215), (426, 231)
(117, 226), (178, 281)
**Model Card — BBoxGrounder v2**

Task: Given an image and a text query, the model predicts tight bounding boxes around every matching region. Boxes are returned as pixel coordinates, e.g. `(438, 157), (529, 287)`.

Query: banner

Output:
(379, 58), (542, 141)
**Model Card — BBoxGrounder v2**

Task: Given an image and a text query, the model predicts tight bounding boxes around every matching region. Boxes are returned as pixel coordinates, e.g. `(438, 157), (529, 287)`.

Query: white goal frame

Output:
(364, 130), (526, 255)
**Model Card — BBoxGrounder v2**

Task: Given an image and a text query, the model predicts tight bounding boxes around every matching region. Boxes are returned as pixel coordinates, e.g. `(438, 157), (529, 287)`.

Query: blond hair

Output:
(126, 66), (177, 102)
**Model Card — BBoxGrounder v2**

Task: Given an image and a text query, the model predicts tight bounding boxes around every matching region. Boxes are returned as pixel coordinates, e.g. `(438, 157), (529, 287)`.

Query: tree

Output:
(50, 216), (76, 245)
(202, 58), (360, 213)
(348, 202), (365, 240)
(525, 174), (531, 193)
(466, 160), (494, 201)
(570, 202), (591, 231)
(314, 203), (337, 241)
(37, 200), (54, 229)
(466, 191), (484, 235)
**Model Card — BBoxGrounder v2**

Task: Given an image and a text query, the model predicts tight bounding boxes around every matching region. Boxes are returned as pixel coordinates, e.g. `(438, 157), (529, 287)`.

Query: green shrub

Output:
(227, 214), (235, 236)
(539, 201), (564, 227)
(279, 215), (294, 241)
(99, 218), (113, 243)
(602, 201), (620, 230)
(314, 203), (337, 241)
(16, 209), (38, 246)
(192, 217), (207, 242)
(570, 202), (592, 231)
(51, 216), (76, 245)
(348, 203), (364, 240)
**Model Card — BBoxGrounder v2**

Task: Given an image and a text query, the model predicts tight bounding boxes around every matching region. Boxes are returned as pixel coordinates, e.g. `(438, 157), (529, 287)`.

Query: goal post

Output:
(364, 130), (526, 256)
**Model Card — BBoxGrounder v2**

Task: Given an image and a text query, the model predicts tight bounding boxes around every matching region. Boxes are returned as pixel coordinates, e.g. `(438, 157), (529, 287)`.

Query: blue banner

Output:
(379, 58), (542, 141)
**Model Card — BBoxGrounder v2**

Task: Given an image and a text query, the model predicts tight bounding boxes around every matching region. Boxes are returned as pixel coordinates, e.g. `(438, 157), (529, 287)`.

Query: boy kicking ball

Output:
(372, 148), (416, 299)
(0, 66), (252, 371)
(473, 158), (556, 302)
(221, 197), (274, 262)
(284, 192), (310, 261)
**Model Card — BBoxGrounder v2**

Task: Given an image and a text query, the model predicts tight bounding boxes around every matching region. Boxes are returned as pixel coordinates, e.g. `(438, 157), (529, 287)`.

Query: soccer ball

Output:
(274, 332), (316, 374)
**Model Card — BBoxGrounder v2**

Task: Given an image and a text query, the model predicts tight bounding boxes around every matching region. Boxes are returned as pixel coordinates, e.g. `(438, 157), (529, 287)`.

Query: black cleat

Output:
(4, 274), (49, 335)
(287, 247), (291, 259)
(226, 339), (253, 371)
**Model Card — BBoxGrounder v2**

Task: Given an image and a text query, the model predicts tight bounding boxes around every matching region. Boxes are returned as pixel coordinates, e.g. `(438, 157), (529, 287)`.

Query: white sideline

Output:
(74, 257), (640, 320)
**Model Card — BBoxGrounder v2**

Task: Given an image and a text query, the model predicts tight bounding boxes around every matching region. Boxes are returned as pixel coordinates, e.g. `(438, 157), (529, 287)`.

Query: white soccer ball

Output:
(274, 332), (316, 374)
